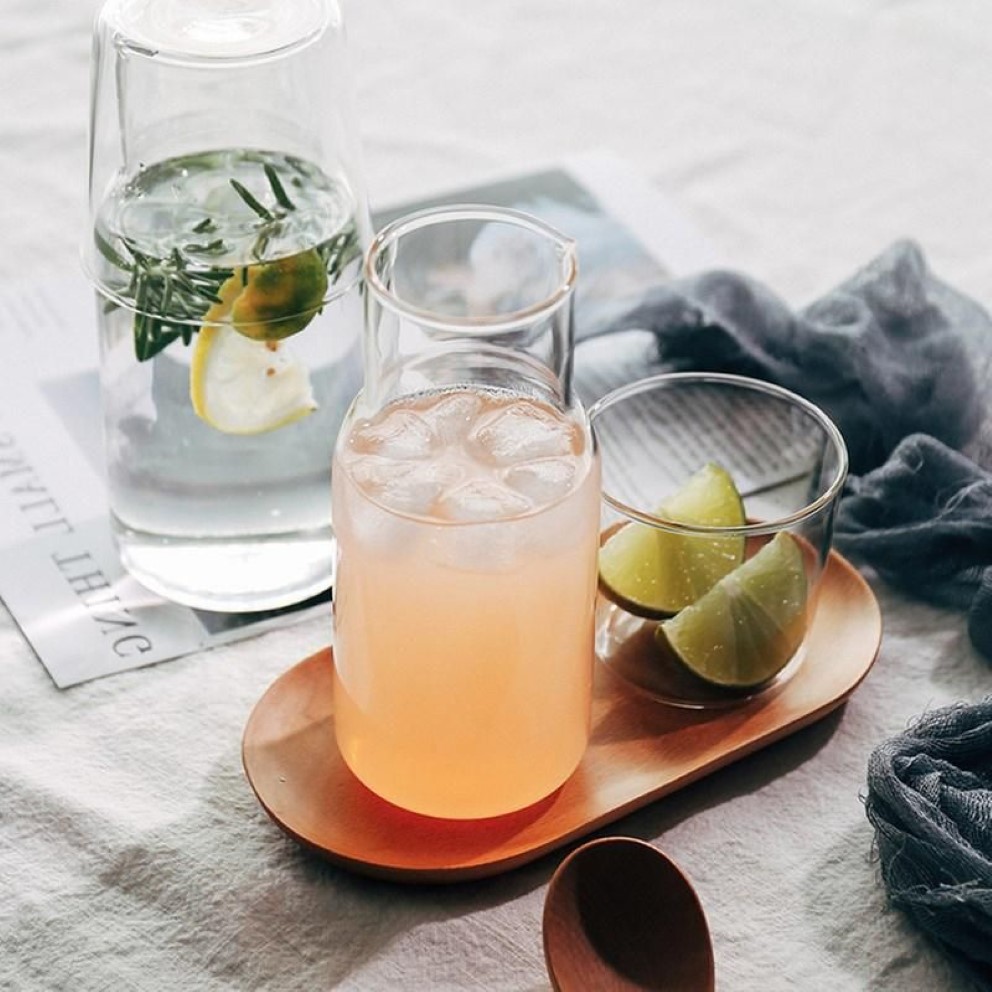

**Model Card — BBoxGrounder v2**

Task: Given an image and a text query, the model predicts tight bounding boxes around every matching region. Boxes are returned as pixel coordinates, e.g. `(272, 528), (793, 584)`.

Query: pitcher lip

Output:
(363, 204), (578, 334)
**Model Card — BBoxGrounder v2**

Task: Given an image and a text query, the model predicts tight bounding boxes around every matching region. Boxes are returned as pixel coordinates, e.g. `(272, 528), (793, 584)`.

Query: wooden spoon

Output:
(543, 836), (715, 991)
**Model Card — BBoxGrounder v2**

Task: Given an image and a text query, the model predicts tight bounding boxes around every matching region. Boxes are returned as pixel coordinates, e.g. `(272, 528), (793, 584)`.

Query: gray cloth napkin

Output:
(839, 434), (992, 660)
(597, 239), (992, 660)
(865, 698), (992, 990)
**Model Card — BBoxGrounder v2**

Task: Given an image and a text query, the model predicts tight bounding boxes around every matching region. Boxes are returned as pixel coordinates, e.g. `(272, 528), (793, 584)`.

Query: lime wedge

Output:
(657, 531), (808, 689)
(190, 324), (316, 434)
(230, 249), (328, 341)
(598, 463), (746, 618)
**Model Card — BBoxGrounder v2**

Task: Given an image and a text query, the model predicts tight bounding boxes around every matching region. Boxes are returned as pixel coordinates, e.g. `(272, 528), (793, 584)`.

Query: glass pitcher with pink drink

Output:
(331, 205), (601, 819)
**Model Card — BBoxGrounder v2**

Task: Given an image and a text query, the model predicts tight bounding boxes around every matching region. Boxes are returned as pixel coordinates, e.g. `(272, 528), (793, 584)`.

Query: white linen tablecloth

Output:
(2, 1), (991, 989)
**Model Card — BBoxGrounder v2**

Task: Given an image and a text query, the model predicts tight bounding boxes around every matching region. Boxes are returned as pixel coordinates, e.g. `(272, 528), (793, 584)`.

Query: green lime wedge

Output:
(657, 531), (808, 689)
(598, 463), (746, 618)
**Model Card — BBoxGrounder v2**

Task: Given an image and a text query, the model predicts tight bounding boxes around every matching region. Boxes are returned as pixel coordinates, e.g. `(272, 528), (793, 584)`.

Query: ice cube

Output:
(346, 454), (404, 493)
(417, 391), (483, 444)
(379, 461), (465, 516)
(471, 402), (577, 465)
(348, 409), (437, 460)
(347, 455), (462, 516)
(438, 478), (533, 522)
(503, 456), (577, 505)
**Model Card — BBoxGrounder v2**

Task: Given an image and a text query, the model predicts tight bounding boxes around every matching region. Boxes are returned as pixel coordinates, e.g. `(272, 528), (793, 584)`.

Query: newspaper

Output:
(0, 149), (722, 688)
(588, 379), (824, 522)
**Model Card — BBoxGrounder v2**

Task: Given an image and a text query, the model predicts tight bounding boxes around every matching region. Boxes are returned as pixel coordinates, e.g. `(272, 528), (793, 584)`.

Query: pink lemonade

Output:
(332, 386), (601, 819)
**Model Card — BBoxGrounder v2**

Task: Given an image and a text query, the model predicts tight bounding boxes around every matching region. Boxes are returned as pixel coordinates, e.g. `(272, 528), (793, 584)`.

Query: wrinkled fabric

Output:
(865, 699), (992, 989)
(5, 1), (992, 991)
(595, 240), (988, 476)
(599, 240), (992, 659)
(835, 434), (992, 659)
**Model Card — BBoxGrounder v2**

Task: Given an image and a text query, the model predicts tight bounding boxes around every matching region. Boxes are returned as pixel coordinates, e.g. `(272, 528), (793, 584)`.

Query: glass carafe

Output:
(83, 0), (371, 611)
(332, 206), (601, 819)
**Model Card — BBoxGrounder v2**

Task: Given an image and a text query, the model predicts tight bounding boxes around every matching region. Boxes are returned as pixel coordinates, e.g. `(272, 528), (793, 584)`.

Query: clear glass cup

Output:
(590, 372), (848, 709)
(332, 206), (601, 819)
(83, 0), (371, 611)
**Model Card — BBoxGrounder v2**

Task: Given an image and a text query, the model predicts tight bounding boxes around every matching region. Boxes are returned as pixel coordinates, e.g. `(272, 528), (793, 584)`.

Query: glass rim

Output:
(587, 371), (850, 536)
(363, 204), (578, 335)
(98, 0), (333, 68)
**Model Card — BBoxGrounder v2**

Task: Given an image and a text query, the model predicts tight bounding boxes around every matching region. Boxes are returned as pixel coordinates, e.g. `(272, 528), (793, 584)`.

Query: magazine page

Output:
(0, 150), (718, 687)
(0, 280), (331, 688)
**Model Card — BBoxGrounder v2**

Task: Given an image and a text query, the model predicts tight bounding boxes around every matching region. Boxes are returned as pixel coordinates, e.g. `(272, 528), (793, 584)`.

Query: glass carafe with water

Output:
(332, 206), (601, 819)
(84, 0), (371, 611)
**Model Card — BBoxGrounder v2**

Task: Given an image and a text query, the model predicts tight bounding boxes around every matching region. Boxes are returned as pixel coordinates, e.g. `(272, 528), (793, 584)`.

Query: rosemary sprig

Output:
(229, 179), (274, 222)
(94, 228), (233, 361)
(319, 224), (361, 284)
(98, 160), (359, 362)
(183, 238), (227, 256)
(230, 165), (299, 261)
(124, 241), (234, 362)
(264, 163), (296, 212)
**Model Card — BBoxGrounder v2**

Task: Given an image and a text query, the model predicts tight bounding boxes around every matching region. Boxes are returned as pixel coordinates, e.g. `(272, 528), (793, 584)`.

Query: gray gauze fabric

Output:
(838, 434), (992, 660)
(865, 698), (992, 990)
(596, 239), (992, 659)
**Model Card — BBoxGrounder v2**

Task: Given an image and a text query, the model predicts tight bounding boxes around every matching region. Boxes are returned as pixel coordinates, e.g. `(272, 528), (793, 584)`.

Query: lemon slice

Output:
(598, 463), (746, 618)
(657, 531), (808, 689)
(190, 324), (316, 434)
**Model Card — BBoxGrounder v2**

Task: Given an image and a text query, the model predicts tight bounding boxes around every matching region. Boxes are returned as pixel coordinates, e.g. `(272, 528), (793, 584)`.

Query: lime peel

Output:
(598, 463), (746, 618)
(229, 248), (328, 342)
(657, 531), (808, 689)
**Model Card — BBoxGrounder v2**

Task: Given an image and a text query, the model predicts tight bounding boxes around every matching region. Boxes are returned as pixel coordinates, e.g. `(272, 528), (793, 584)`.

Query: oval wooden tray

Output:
(242, 549), (881, 884)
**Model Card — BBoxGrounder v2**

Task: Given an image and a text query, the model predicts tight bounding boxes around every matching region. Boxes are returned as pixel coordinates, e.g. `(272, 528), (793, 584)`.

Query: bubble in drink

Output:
(471, 401), (578, 465)
(503, 456), (578, 504)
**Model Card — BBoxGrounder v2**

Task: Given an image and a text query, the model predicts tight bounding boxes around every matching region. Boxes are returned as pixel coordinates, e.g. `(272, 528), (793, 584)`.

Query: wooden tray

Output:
(242, 549), (881, 884)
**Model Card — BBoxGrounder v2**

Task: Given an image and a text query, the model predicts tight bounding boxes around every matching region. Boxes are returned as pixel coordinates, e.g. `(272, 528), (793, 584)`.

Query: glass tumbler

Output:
(332, 206), (601, 819)
(590, 373), (848, 709)
(83, 0), (371, 611)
